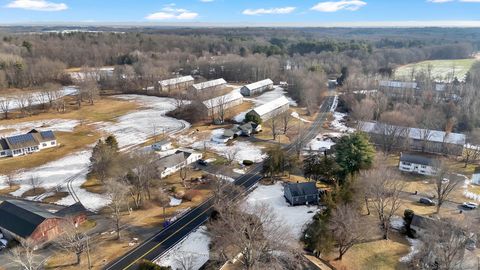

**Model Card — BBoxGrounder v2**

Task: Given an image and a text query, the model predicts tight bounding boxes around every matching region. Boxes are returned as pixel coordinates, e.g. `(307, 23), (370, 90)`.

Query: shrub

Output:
(138, 260), (172, 270)
(243, 160), (254, 166)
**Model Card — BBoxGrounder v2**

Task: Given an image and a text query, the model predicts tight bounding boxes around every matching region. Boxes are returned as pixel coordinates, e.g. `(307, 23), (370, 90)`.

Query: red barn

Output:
(0, 200), (88, 249)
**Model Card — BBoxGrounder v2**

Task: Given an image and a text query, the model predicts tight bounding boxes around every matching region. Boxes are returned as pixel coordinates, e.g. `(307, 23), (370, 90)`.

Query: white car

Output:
(462, 202), (478, 209)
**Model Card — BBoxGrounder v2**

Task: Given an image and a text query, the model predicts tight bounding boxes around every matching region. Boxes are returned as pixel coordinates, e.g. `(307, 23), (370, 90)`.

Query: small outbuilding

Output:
(284, 182), (319, 206)
(152, 140), (173, 152)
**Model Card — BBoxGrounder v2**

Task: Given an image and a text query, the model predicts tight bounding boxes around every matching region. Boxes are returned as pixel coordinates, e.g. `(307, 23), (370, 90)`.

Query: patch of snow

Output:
(330, 95), (339, 112)
(399, 238), (422, 263)
(244, 183), (319, 238)
(156, 226), (210, 270)
(352, 89), (378, 95)
(0, 149), (111, 212)
(291, 111), (311, 123)
(0, 86), (77, 111)
(233, 168), (246, 175)
(305, 132), (343, 152)
(0, 119), (80, 136)
(169, 196), (182, 206)
(390, 215), (404, 230)
(234, 111), (247, 123)
(330, 112), (355, 133)
(95, 95), (190, 150)
(215, 174), (235, 182)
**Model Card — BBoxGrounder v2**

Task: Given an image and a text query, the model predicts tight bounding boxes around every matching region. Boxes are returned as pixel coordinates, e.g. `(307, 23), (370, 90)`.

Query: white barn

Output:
(203, 91), (244, 117)
(398, 153), (438, 176)
(191, 78), (226, 92)
(158, 76), (194, 92)
(240, 79), (274, 96)
(246, 96), (290, 121)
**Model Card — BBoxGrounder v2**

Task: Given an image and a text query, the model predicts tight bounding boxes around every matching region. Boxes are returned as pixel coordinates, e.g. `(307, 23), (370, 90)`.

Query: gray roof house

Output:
(284, 182), (319, 206)
(0, 129), (58, 158)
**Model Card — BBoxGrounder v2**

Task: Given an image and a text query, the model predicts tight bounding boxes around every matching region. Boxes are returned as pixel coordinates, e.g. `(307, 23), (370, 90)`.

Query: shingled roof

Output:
(285, 182), (318, 197)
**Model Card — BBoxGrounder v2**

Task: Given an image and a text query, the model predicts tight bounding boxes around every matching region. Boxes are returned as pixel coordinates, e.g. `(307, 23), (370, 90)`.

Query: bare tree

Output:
(463, 129), (480, 167)
(362, 162), (405, 240)
(79, 78), (99, 105)
(5, 170), (16, 189)
(0, 97), (11, 119)
(224, 146), (239, 165)
(266, 115), (280, 141)
(42, 82), (62, 108)
(352, 98), (375, 122)
(208, 203), (300, 269)
(173, 254), (198, 270)
(29, 175), (41, 195)
(55, 219), (88, 265)
(124, 152), (158, 208)
(329, 203), (368, 260)
(179, 166), (189, 188)
(155, 188), (171, 223)
(106, 179), (130, 240)
(281, 111), (292, 135)
(7, 240), (43, 270)
(15, 93), (32, 117)
(411, 219), (470, 270)
(433, 161), (463, 214)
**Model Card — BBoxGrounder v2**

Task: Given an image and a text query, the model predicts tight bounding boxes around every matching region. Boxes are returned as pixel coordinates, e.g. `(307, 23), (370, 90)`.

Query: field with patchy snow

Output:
(395, 58), (476, 82)
(95, 95), (189, 150)
(0, 86), (77, 110)
(0, 119), (80, 137)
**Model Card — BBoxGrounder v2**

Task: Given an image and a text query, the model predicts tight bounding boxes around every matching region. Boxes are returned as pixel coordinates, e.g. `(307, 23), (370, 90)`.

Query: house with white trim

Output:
(398, 152), (438, 176)
(0, 129), (57, 158)
(156, 149), (202, 178)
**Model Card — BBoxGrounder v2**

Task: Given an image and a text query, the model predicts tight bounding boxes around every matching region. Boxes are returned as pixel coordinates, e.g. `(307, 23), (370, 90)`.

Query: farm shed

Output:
(157, 75), (194, 92)
(246, 96), (290, 121)
(191, 78), (227, 92)
(202, 91), (244, 117)
(240, 79), (274, 96)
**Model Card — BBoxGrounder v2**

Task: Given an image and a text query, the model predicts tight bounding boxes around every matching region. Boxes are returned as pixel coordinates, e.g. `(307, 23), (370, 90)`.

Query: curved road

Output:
(104, 95), (336, 270)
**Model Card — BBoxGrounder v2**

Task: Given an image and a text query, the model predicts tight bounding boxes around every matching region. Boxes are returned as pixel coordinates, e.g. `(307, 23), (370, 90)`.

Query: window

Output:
(421, 165), (426, 169)
(402, 162), (411, 166)
(51, 141), (55, 145)
(43, 143), (47, 147)
(0, 151), (4, 156)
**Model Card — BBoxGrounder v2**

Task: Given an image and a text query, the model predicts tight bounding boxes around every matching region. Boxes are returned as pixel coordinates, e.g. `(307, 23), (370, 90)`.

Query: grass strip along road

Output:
(105, 94), (336, 270)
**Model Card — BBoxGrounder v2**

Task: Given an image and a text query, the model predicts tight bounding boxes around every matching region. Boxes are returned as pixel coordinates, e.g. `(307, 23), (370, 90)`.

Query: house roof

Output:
(192, 78), (226, 91)
(0, 138), (8, 151)
(400, 153), (437, 166)
(251, 96), (290, 117)
(379, 80), (417, 89)
(202, 91), (243, 109)
(359, 121), (466, 145)
(285, 182), (318, 197)
(243, 79), (273, 90)
(0, 200), (59, 238)
(242, 79), (273, 91)
(159, 75), (194, 87)
(5, 133), (38, 150)
(156, 152), (186, 169)
(411, 214), (438, 229)
(55, 202), (89, 217)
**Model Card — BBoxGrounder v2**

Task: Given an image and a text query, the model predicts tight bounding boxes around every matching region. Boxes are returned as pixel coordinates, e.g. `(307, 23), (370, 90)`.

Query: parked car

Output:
(462, 202), (478, 209)
(419, 197), (435, 206)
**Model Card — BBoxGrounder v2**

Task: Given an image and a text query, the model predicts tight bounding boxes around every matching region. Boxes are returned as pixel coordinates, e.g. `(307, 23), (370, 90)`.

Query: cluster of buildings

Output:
(0, 129), (58, 158)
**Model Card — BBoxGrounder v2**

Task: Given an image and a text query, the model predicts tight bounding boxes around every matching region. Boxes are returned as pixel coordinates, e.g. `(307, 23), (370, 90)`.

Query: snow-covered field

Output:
(331, 112), (355, 133)
(95, 95), (190, 150)
(0, 119), (80, 136)
(0, 86), (77, 110)
(156, 226), (211, 270)
(191, 129), (266, 164)
(244, 183), (319, 238)
(305, 132), (343, 152)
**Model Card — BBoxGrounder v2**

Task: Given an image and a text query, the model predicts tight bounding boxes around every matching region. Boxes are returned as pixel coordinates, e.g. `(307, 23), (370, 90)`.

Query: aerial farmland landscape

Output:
(2, 1), (480, 270)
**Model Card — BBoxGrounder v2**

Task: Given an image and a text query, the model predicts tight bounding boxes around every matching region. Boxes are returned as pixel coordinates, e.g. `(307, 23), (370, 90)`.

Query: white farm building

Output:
(246, 96), (290, 121)
(240, 79), (274, 96)
(191, 78), (227, 92)
(203, 91), (244, 117)
(158, 76), (194, 92)
(398, 153), (438, 176)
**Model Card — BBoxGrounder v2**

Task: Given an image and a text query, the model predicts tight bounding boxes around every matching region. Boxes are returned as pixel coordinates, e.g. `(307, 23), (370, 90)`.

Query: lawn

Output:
(395, 58), (477, 82)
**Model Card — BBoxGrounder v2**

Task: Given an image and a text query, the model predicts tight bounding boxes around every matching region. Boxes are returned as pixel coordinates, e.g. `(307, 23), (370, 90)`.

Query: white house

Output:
(203, 91), (244, 117)
(191, 78), (226, 92)
(472, 167), (480, 185)
(246, 96), (290, 121)
(156, 149), (202, 178)
(240, 79), (274, 96)
(0, 130), (57, 158)
(151, 140), (173, 152)
(158, 76), (194, 92)
(398, 152), (438, 176)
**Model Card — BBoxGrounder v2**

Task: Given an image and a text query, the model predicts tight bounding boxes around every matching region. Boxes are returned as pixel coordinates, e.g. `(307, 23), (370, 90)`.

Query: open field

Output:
(395, 58), (477, 82)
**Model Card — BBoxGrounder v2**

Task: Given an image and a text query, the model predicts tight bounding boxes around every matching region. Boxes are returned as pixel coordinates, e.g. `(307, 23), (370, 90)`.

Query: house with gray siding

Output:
(284, 182), (319, 206)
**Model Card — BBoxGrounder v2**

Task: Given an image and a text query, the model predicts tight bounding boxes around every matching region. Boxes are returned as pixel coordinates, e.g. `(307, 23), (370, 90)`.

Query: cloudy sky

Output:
(0, 0), (479, 26)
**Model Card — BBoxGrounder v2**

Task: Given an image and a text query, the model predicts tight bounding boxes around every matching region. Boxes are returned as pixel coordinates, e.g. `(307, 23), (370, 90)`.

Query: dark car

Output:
(197, 159), (208, 166)
(419, 197), (435, 206)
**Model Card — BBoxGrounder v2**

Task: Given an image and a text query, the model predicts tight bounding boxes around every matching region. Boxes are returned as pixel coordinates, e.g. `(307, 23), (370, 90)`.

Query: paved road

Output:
(104, 95), (337, 270)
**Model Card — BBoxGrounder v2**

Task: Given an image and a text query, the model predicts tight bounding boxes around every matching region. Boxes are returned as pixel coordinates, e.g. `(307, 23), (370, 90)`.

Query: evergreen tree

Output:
(105, 135), (119, 152)
(335, 132), (375, 181)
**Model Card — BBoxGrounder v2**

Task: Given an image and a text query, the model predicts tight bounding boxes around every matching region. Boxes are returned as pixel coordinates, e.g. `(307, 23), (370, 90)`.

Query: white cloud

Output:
(311, 0), (366, 12)
(459, 0), (480, 2)
(6, 0), (67, 11)
(242, 7), (296, 15)
(146, 5), (199, 20)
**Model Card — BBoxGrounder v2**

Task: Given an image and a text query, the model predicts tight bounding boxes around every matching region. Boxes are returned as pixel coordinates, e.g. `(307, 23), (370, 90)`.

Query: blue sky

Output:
(0, 0), (479, 26)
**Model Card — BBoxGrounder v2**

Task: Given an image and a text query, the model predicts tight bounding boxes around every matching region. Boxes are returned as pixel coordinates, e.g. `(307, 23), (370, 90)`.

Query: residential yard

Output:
(395, 58), (477, 82)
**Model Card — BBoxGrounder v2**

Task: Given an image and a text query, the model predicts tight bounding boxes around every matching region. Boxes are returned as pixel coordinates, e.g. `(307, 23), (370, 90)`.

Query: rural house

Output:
(202, 91), (244, 118)
(157, 75), (194, 92)
(240, 79), (274, 96)
(246, 96), (290, 121)
(0, 200), (88, 249)
(284, 182), (319, 206)
(156, 149), (202, 178)
(398, 152), (438, 176)
(472, 167), (480, 185)
(190, 78), (227, 92)
(0, 129), (57, 158)
(152, 140), (173, 152)
(359, 121), (465, 156)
